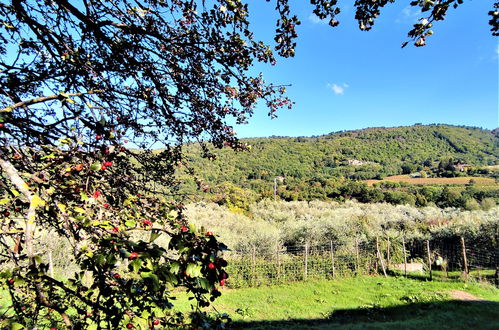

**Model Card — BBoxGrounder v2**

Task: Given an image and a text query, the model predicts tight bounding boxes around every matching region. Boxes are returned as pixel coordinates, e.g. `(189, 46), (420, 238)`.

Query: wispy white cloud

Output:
(327, 83), (348, 95)
(395, 6), (421, 23)
(308, 13), (327, 25)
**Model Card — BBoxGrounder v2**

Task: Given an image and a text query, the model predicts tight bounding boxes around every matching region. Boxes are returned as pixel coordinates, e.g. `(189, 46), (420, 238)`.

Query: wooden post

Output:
(387, 236), (391, 267)
(48, 250), (54, 278)
(252, 245), (256, 285)
(376, 237), (387, 277)
(276, 246), (281, 281)
(460, 236), (469, 280)
(426, 240), (432, 281)
(355, 238), (360, 274)
(402, 236), (407, 277)
(330, 241), (336, 278)
(304, 243), (309, 279)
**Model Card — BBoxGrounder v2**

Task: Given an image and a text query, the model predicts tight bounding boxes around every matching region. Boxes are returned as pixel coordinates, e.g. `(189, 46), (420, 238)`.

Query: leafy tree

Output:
(0, 0), (497, 328)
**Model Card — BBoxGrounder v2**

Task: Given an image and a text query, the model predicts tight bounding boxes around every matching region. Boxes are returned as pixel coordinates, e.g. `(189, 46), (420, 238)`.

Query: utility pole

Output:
(274, 177), (277, 201)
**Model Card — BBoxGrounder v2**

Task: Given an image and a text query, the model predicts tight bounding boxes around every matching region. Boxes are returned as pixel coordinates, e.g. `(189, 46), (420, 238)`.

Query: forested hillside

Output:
(177, 124), (498, 209)
(183, 124), (497, 180)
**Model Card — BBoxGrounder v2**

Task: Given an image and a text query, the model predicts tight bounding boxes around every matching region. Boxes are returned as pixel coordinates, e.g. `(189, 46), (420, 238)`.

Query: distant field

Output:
(365, 175), (497, 186)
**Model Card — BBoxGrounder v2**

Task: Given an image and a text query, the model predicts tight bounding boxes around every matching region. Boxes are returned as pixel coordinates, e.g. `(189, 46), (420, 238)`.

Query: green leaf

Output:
(74, 207), (86, 213)
(80, 192), (89, 201)
(186, 263), (202, 278)
(130, 259), (142, 273)
(0, 198), (10, 205)
(197, 278), (212, 291)
(90, 162), (101, 171)
(149, 229), (161, 242)
(170, 262), (180, 274)
(125, 220), (136, 227)
(10, 323), (25, 330)
(141, 272), (160, 291)
(95, 254), (106, 266)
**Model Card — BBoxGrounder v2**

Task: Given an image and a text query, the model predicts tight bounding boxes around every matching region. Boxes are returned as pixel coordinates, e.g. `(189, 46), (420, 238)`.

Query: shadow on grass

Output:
(385, 270), (499, 288)
(231, 300), (499, 329)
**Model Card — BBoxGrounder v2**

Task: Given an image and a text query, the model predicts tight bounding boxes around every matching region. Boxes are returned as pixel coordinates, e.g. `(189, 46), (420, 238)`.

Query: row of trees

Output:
(206, 179), (497, 213)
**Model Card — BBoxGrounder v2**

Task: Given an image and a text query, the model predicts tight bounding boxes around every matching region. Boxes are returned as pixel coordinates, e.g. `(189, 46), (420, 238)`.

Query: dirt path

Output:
(448, 290), (486, 302)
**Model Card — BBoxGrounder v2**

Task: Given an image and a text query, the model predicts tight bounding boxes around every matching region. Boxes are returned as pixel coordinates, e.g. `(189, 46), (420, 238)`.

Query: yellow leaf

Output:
(31, 195), (45, 208)
(57, 203), (67, 213)
(74, 207), (86, 213)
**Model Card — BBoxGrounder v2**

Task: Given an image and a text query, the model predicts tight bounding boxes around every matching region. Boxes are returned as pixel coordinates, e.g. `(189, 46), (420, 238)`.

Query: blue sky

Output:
(231, 1), (498, 138)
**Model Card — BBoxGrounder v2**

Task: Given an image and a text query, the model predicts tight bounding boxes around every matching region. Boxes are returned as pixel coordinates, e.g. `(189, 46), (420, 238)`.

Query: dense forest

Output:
(176, 124), (498, 210)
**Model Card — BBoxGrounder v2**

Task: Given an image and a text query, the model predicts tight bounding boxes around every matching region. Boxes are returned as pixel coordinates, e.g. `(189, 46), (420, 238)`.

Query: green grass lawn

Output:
(175, 275), (499, 329)
(2, 275), (498, 329)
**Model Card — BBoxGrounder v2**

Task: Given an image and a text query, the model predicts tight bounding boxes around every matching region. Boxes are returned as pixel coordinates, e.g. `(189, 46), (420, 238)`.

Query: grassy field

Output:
(365, 175), (497, 186)
(175, 275), (499, 329)
(2, 275), (498, 329)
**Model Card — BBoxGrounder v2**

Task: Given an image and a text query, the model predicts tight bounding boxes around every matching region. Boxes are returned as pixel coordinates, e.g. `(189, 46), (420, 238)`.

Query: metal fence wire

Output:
(222, 237), (499, 288)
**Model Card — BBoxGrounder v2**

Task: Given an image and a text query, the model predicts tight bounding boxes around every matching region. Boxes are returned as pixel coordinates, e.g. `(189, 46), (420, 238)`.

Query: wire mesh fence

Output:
(222, 237), (499, 288)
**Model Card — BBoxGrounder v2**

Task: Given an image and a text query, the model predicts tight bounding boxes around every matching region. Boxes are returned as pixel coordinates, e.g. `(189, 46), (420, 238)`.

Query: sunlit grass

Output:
(174, 275), (499, 329)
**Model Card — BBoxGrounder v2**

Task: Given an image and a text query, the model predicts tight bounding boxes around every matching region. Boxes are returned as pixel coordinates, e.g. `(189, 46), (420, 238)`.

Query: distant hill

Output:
(182, 124), (498, 185)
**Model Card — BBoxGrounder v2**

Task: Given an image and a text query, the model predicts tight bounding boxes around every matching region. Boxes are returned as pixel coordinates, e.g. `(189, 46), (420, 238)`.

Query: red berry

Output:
(3, 210), (10, 217)
(93, 191), (101, 198)
(112, 226), (119, 233)
(113, 273), (120, 279)
(101, 165), (107, 170)
(143, 220), (153, 226)
(206, 232), (213, 236)
(96, 135), (102, 140)
(50, 327), (57, 330)
(126, 324), (134, 329)
(219, 279), (225, 286)
(153, 319), (160, 325)
(103, 203), (110, 208)
(104, 161), (113, 167)
(0, 123), (4, 128)
(129, 252), (139, 260)
(208, 262), (216, 270)
(181, 225), (188, 232)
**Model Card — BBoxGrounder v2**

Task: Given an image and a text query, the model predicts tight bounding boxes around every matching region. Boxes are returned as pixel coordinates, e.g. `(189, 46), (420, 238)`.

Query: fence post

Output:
(252, 245), (256, 286)
(426, 240), (432, 281)
(276, 246), (281, 282)
(460, 236), (469, 281)
(387, 236), (391, 267)
(376, 237), (387, 277)
(355, 238), (360, 275)
(402, 236), (407, 277)
(304, 242), (309, 280)
(330, 240), (335, 278)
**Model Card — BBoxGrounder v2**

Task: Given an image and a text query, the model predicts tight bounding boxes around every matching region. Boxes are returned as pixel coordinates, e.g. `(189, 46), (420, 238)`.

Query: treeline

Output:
(190, 178), (497, 213)
(181, 124), (498, 184)
(175, 125), (498, 210)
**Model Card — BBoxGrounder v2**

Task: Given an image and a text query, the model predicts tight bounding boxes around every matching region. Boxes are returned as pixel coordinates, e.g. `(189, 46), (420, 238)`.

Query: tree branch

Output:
(1, 90), (103, 113)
